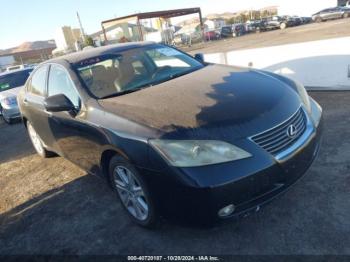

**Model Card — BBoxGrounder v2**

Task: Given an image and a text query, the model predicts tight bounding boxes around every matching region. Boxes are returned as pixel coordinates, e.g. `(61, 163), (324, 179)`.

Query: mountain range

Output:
(0, 40), (56, 56)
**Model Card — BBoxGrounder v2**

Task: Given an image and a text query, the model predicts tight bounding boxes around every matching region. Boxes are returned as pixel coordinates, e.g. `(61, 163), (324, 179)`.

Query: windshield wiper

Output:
(137, 67), (203, 88)
(100, 88), (142, 99)
(169, 68), (199, 79)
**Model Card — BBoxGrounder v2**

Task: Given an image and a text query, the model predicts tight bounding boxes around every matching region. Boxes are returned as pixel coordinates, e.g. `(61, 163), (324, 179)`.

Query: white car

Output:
(0, 68), (33, 124)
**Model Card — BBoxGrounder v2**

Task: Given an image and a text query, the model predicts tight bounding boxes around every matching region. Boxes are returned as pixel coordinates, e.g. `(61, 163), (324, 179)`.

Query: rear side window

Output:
(48, 65), (80, 108)
(30, 66), (48, 96)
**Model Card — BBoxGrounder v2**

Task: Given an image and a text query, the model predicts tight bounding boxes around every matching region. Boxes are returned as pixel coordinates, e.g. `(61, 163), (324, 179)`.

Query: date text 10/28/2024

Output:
(127, 256), (220, 261)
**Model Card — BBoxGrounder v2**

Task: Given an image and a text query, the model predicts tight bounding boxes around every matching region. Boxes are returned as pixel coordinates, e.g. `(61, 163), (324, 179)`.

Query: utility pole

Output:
(77, 11), (87, 42)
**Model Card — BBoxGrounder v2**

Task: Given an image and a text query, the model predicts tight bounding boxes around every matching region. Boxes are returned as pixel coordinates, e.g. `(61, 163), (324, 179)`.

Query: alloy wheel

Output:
(113, 166), (149, 221)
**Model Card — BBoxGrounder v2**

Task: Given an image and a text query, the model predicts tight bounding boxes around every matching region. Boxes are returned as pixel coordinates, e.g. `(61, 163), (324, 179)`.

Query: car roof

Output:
(45, 41), (156, 66)
(0, 67), (33, 77)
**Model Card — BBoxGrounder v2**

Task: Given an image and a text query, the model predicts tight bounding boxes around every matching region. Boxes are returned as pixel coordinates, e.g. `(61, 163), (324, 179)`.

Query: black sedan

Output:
(18, 42), (323, 227)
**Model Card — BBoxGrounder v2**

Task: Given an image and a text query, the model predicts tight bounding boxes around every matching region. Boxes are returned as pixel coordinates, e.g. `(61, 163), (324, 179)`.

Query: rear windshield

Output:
(0, 69), (33, 92)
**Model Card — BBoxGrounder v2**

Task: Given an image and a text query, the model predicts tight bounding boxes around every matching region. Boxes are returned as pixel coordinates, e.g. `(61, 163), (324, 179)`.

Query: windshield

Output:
(75, 44), (204, 99)
(0, 69), (33, 92)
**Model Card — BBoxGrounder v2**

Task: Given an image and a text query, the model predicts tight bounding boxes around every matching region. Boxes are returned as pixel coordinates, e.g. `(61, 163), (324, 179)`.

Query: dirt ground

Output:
(183, 18), (350, 54)
(0, 91), (349, 255)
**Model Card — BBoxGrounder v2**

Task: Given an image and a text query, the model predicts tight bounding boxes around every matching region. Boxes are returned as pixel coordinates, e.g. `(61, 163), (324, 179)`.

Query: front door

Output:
(45, 64), (104, 173)
(23, 65), (56, 149)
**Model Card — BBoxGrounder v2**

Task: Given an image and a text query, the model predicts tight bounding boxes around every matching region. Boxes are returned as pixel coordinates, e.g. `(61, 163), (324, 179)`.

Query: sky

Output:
(0, 0), (335, 49)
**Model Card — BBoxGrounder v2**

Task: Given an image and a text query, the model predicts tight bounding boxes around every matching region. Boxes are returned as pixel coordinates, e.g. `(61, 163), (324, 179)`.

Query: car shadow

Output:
(0, 168), (255, 255)
(263, 55), (350, 90)
(0, 174), (127, 254)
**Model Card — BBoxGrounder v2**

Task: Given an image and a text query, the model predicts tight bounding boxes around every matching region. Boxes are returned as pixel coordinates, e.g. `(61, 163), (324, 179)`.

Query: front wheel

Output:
(109, 155), (158, 227)
(280, 23), (287, 29)
(315, 17), (322, 23)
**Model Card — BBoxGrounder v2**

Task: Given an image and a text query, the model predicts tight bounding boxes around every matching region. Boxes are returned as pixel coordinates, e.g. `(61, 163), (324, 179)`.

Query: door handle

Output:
(45, 110), (53, 117)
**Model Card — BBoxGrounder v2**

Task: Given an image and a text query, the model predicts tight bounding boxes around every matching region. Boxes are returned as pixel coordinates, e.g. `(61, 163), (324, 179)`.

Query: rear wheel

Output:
(280, 23), (287, 29)
(108, 155), (158, 227)
(343, 13), (349, 18)
(27, 121), (52, 158)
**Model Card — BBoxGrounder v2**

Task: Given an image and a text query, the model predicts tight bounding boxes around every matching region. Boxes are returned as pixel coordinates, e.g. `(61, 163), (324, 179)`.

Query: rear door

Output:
(22, 65), (56, 148)
(321, 9), (332, 19)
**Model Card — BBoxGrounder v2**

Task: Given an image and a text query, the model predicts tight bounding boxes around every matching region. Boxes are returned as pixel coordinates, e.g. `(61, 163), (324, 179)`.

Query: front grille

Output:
(251, 107), (307, 156)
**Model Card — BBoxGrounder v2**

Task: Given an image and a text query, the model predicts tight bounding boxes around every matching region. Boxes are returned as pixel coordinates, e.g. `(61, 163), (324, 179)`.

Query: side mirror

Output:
(44, 94), (75, 113)
(194, 53), (205, 63)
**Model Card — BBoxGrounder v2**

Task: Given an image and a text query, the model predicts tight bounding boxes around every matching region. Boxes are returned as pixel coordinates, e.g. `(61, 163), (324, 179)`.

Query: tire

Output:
(315, 17), (322, 23)
(280, 23), (287, 30)
(343, 13), (349, 18)
(108, 155), (158, 227)
(27, 121), (53, 158)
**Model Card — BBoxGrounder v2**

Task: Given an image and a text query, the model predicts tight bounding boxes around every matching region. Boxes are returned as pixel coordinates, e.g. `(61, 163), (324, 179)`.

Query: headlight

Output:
(1, 96), (17, 106)
(149, 140), (252, 167)
(293, 80), (311, 113)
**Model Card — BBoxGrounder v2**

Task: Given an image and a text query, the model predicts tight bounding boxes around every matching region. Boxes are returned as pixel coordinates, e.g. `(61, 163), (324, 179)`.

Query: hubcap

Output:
(28, 123), (44, 155)
(113, 166), (149, 221)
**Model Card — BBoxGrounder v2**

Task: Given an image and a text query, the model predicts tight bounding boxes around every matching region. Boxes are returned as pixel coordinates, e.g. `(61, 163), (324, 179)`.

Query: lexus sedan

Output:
(0, 68), (33, 124)
(18, 42), (322, 227)
(312, 7), (349, 22)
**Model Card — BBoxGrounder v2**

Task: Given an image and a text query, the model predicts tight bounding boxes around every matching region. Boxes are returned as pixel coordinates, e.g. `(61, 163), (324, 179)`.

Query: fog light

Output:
(218, 204), (235, 217)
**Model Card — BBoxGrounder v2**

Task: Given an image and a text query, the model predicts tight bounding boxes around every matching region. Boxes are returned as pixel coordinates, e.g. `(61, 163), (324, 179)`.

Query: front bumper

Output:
(144, 112), (323, 223)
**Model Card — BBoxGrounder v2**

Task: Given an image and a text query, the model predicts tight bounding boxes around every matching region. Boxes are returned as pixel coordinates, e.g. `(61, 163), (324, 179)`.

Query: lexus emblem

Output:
(287, 124), (297, 138)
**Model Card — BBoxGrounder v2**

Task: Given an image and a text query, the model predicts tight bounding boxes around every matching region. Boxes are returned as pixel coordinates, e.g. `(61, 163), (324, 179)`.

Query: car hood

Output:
(99, 65), (301, 139)
(0, 86), (22, 100)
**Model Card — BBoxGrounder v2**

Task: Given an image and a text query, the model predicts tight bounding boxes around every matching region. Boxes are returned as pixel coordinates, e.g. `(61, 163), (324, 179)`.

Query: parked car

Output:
(220, 26), (234, 38)
(292, 16), (303, 26)
(204, 30), (220, 41)
(232, 23), (246, 36)
(312, 7), (349, 22)
(279, 16), (300, 27)
(264, 16), (288, 30)
(0, 68), (33, 123)
(18, 43), (323, 227)
(246, 20), (268, 32)
(301, 16), (313, 24)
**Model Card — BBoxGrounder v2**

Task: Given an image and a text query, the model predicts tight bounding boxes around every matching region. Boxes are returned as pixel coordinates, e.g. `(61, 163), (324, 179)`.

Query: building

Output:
(204, 18), (225, 30)
(53, 26), (82, 54)
(0, 40), (56, 69)
(101, 8), (204, 44)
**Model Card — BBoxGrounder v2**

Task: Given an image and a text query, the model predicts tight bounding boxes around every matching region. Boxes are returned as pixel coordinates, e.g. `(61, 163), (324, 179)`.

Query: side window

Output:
(30, 66), (48, 96)
(48, 65), (80, 108)
(132, 60), (147, 76)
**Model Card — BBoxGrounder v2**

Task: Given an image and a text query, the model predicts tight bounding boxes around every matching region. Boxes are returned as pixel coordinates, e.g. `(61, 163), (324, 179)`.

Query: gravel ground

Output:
(183, 18), (350, 54)
(0, 91), (350, 255)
